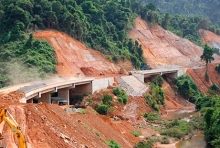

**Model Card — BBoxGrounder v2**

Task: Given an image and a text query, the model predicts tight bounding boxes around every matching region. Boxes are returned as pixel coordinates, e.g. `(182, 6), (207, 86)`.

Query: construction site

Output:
(1, 17), (220, 148)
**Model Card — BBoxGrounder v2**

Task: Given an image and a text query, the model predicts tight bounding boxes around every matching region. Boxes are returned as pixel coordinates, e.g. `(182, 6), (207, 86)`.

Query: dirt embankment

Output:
(34, 30), (133, 78)
(129, 17), (220, 68)
(187, 63), (220, 93)
(0, 102), (140, 148)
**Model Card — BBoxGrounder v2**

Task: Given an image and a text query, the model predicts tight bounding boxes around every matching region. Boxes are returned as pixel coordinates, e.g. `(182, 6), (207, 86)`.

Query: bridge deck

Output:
(135, 68), (180, 75)
(0, 77), (94, 94)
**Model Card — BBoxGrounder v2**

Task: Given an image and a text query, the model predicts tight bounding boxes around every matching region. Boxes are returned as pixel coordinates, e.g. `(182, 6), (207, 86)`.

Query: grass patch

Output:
(131, 130), (142, 137)
(79, 108), (87, 114)
(144, 113), (159, 121)
(107, 139), (121, 148)
(160, 119), (197, 139)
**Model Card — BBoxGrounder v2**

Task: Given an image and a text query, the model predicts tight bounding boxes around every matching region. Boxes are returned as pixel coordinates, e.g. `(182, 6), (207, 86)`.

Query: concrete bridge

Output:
(0, 66), (186, 105)
(0, 77), (115, 105)
(131, 67), (186, 82)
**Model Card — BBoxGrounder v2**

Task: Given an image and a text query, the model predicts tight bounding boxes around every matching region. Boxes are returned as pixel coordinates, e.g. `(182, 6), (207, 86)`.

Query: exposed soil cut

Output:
(34, 30), (124, 77)
(129, 17), (220, 68)
(200, 29), (220, 47)
(187, 63), (220, 93)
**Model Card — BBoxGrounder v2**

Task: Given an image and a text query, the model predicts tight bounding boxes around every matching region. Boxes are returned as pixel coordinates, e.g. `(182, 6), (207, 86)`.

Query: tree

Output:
(162, 13), (170, 30)
(200, 44), (214, 82)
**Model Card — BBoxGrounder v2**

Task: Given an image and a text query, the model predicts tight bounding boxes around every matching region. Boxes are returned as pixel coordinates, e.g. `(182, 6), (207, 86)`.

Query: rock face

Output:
(34, 30), (121, 77)
(129, 17), (220, 68)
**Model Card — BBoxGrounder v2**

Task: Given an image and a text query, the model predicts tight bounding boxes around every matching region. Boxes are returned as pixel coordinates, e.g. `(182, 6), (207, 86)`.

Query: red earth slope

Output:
(129, 17), (220, 68)
(0, 101), (140, 148)
(200, 29), (220, 47)
(34, 30), (124, 77)
(187, 64), (220, 93)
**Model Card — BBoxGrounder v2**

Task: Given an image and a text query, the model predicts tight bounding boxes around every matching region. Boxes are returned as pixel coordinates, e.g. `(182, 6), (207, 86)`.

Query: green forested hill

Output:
(134, 0), (220, 46)
(143, 0), (220, 27)
(0, 0), (163, 87)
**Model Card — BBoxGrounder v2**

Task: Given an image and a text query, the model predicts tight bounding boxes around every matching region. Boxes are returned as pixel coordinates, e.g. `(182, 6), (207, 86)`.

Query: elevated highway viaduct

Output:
(0, 77), (115, 105)
(0, 67), (186, 104)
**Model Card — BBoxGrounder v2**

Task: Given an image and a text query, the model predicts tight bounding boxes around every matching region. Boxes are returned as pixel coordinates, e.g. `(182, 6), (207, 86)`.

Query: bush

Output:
(102, 94), (113, 107)
(112, 87), (121, 96)
(131, 130), (142, 137)
(96, 104), (108, 115)
(215, 64), (220, 74)
(160, 136), (170, 144)
(134, 141), (153, 148)
(144, 113), (159, 121)
(161, 127), (185, 139)
(209, 83), (220, 92)
(117, 94), (128, 104)
(144, 84), (165, 111)
(174, 75), (199, 103)
(79, 109), (87, 114)
(152, 75), (163, 87)
(112, 87), (128, 104)
(107, 140), (121, 148)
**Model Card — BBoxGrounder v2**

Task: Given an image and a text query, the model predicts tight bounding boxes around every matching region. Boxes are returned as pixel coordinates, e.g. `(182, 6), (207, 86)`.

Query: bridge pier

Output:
(38, 93), (51, 103)
(58, 88), (70, 105)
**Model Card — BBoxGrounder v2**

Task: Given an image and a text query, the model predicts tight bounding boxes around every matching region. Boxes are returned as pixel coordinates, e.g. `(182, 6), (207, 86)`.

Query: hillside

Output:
(129, 17), (220, 68)
(34, 30), (131, 77)
(144, 0), (220, 27)
(1, 0), (220, 147)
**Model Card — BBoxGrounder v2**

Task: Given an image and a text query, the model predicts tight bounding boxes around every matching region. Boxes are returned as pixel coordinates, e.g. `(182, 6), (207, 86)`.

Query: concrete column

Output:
(58, 88), (69, 105)
(38, 92), (51, 103)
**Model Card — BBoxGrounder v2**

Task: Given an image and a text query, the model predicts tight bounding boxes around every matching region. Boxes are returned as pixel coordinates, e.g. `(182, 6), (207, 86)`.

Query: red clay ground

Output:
(129, 17), (220, 68)
(0, 99), (139, 148)
(200, 29), (220, 46)
(34, 30), (133, 78)
(187, 63), (220, 93)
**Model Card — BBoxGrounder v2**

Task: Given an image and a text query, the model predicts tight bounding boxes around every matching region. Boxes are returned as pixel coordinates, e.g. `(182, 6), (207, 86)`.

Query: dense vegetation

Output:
(0, 0), (168, 88)
(174, 75), (199, 103)
(143, 0), (220, 27)
(174, 74), (220, 147)
(144, 76), (165, 111)
(1, 0), (220, 88)
(0, 35), (56, 88)
(136, 0), (220, 46)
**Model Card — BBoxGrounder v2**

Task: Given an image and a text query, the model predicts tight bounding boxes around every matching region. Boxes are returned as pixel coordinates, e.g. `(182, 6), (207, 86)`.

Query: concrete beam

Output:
(74, 83), (92, 94)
